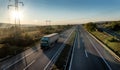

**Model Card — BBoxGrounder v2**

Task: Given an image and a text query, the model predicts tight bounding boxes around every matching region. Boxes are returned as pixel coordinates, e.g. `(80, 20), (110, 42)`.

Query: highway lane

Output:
(0, 27), (75, 70)
(82, 27), (120, 70)
(26, 28), (74, 70)
(69, 25), (120, 70)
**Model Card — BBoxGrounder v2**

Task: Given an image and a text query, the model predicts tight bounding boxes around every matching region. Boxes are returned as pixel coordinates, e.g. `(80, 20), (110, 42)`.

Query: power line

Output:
(46, 20), (51, 26)
(8, 0), (24, 25)
(7, 0), (24, 39)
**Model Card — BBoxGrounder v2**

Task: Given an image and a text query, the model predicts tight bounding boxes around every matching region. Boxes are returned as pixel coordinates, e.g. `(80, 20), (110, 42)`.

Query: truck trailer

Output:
(40, 33), (59, 49)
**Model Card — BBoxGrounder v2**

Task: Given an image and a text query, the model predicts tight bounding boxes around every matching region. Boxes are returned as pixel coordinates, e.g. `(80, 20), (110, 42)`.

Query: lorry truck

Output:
(40, 33), (59, 49)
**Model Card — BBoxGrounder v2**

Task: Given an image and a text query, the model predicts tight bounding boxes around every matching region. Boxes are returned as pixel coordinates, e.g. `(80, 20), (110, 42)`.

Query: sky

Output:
(0, 0), (120, 25)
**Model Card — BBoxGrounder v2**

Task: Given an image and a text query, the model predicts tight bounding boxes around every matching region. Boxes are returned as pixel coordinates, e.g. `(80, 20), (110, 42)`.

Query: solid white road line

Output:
(85, 50), (88, 58)
(80, 30), (88, 58)
(78, 31), (80, 49)
(3, 47), (40, 70)
(44, 29), (74, 70)
(23, 60), (36, 70)
(88, 31), (120, 62)
(86, 35), (112, 70)
(69, 32), (77, 70)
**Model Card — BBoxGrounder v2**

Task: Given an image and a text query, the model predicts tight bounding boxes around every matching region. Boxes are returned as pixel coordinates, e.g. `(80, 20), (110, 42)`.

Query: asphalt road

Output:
(0, 27), (75, 70)
(69, 25), (120, 70)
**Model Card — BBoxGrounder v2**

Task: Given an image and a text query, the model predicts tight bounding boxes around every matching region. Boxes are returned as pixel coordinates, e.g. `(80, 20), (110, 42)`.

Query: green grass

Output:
(52, 31), (76, 70)
(117, 30), (120, 34)
(91, 31), (120, 57)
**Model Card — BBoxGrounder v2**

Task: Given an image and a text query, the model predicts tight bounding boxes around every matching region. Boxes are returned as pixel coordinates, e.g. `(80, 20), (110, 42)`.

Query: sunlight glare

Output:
(10, 10), (23, 20)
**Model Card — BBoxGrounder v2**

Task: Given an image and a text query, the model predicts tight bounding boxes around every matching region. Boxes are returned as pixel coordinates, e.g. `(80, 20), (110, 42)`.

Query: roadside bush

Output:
(2, 33), (35, 47)
(0, 45), (9, 58)
(22, 33), (35, 46)
(108, 22), (120, 31)
(108, 37), (119, 42)
(7, 46), (23, 55)
(85, 22), (97, 32)
(0, 44), (24, 58)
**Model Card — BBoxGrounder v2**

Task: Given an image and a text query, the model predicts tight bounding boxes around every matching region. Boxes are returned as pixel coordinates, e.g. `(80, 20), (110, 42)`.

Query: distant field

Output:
(91, 31), (120, 57)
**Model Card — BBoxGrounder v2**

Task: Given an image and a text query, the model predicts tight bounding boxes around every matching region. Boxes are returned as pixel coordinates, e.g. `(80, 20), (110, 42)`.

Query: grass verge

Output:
(52, 31), (76, 70)
(90, 31), (120, 57)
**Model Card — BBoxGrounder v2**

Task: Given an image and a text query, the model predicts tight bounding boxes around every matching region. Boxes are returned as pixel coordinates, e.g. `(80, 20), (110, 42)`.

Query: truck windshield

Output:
(41, 40), (48, 43)
(41, 37), (49, 43)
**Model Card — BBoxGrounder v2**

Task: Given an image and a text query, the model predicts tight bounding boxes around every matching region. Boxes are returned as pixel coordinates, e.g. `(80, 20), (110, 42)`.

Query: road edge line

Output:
(68, 30), (77, 70)
(87, 31), (120, 62)
(44, 29), (74, 70)
(23, 60), (36, 70)
(2, 48), (39, 70)
(85, 50), (88, 58)
(86, 35), (112, 70)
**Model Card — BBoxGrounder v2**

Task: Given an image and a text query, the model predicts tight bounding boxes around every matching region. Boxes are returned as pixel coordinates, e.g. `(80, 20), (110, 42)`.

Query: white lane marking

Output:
(88, 31), (120, 62)
(82, 39), (84, 43)
(78, 32), (80, 48)
(44, 29), (74, 70)
(3, 47), (40, 70)
(69, 32), (77, 70)
(80, 30), (88, 58)
(86, 35), (112, 70)
(85, 50), (88, 58)
(23, 60), (36, 70)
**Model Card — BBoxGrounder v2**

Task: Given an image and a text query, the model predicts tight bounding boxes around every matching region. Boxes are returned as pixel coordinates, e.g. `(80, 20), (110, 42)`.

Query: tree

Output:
(85, 22), (97, 31)
(110, 21), (120, 31)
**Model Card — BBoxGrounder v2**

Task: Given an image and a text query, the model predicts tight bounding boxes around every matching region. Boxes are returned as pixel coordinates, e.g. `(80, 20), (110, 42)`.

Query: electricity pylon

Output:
(46, 20), (51, 26)
(8, 0), (24, 38)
